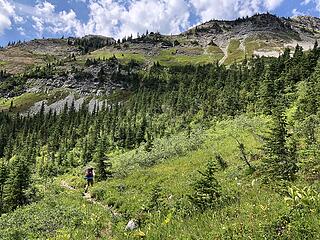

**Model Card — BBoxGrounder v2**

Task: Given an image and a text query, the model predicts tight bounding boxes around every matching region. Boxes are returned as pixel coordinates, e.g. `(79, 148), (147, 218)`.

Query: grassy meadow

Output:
(2, 115), (319, 239)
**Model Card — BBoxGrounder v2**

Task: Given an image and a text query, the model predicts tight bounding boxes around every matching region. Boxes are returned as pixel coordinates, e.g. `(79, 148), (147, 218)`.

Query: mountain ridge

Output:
(1, 13), (320, 114)
(1, 13), (319, 74)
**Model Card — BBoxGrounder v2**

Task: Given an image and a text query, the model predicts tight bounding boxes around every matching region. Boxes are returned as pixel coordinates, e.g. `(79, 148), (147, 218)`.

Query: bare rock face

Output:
(291, 16), (320, 32)
(195, 15), (311, 47)
(125, 219), (138, 231)
(25, 58), (137, 97)
(25, 95), (85, 116)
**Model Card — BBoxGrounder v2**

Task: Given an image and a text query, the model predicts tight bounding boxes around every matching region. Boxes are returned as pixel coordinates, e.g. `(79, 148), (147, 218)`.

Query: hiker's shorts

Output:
(87, 179), (94, 186)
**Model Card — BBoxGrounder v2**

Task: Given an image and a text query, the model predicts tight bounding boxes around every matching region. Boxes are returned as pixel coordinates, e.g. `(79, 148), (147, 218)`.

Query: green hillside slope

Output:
(1, 116), (319, 239)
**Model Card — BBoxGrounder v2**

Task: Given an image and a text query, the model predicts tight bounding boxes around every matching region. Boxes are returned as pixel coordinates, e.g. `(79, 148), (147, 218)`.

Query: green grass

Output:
(95, 115), (318, 239)
(0, 93), (47, 112)
(0, 61), (7, 66)
(87, 50), (147, 63)
(84, 46), (224, 67)
(45, 88), (71, 105)
(207, 45), (223, 54)
(0, 182), (111, 240)
(224, 39), (246, 65)
(155, 47), (223, 66)
(245, 37), (281, 57)
(0, 89), (71, 112)
(1, 115), (319, 239)
(83, 115), (296, 239)
(245, 40), (269, 56)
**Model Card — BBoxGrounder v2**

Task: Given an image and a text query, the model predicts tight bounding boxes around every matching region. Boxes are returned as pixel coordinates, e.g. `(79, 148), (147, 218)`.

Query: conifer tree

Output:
(262, 110), (298, 182)
(259, 68), (275, 114)
(93, 137), (112, 181)
(0, 160), (8, 214)
(4, 154), (31, 211)
(148, 184), (164, 211)
(80, 138), (91, 165)
(189, 160), (222, 211)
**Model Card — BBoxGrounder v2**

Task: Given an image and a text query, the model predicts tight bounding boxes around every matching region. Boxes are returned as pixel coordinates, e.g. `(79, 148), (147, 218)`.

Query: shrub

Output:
(264, 186), (320, 239)
(90, 187), (106, 201)
(147, 184), (165, 212)
(114, 129), (204, 176)
(284, 186), (320, 210)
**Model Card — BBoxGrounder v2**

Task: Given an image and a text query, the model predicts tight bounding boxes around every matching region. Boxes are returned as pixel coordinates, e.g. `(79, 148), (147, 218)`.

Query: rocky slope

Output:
(0, 13), (319, 114)
(87, 13), (320, 66)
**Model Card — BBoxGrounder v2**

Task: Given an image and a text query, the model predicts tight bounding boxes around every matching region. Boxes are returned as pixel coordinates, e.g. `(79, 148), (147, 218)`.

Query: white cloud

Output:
(17, 26), (26, 36)
(14, 15), (24, 24)
(80, 0), (285, 39)
(301, 0), (320, 12)
(264, 0), (284, 10)
(292, 8), (306, 16)
(316, 0), (320, 11)
(190, 0), (262, 22)
(0, 0), (15, 35)
(189, 0), (285, 23)
(79, 0), (190, 39)
(31, 1), (82, 37)
(302, 0), (312, 5)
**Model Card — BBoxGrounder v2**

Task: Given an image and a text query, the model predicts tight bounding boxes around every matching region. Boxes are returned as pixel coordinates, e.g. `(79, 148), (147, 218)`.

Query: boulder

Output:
(125, 219), (138, 231)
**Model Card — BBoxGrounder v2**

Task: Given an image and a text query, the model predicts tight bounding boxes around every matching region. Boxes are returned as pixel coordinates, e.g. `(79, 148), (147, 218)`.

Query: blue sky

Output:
(0, 0), (319, 46)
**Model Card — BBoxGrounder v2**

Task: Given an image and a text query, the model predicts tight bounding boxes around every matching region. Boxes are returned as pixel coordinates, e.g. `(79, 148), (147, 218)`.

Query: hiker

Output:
(84, 167), (94, 193)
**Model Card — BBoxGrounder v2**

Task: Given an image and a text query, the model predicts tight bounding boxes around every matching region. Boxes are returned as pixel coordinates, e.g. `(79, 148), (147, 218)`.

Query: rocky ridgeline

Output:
(290, 16), (320, 33)
(185, 13), (318, 37)
(188, 13), (292, 35)
(26, 59), (131, 96)
(17, 38), (80, 57)
(183, 13), (319, 49)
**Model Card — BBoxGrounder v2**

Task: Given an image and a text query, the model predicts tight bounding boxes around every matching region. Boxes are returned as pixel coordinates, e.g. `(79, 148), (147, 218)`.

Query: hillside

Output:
(0, 14), (320, 116)
(1, 13), (320, 240)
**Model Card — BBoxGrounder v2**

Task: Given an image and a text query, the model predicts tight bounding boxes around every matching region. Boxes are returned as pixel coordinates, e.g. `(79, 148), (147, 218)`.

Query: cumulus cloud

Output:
(79, 0), (190, 39)
(190, 0), (262, 22)
(17, 26), (26, 36)
(264, 0), (284, 10)
(30, 1), (82, 37)
(186, 0), (285, 23)
(316, 0), (320, 11)
(301, 0), (312, 4)
(80, 0), (285, 39)
(0, 0), (15, 35)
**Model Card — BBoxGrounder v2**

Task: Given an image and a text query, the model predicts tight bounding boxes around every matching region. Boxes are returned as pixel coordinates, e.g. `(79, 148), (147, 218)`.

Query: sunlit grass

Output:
(224, 39), (245, 65)
(0, 93), (46, 112)
(86, 50), (147, 63)
(1, 115), (319, 239)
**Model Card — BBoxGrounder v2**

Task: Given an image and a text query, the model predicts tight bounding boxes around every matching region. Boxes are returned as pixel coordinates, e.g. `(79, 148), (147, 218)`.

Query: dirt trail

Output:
(60, 180), (120, 218)
(61, 180), (76, 190)
(219, 40), (230, 65)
